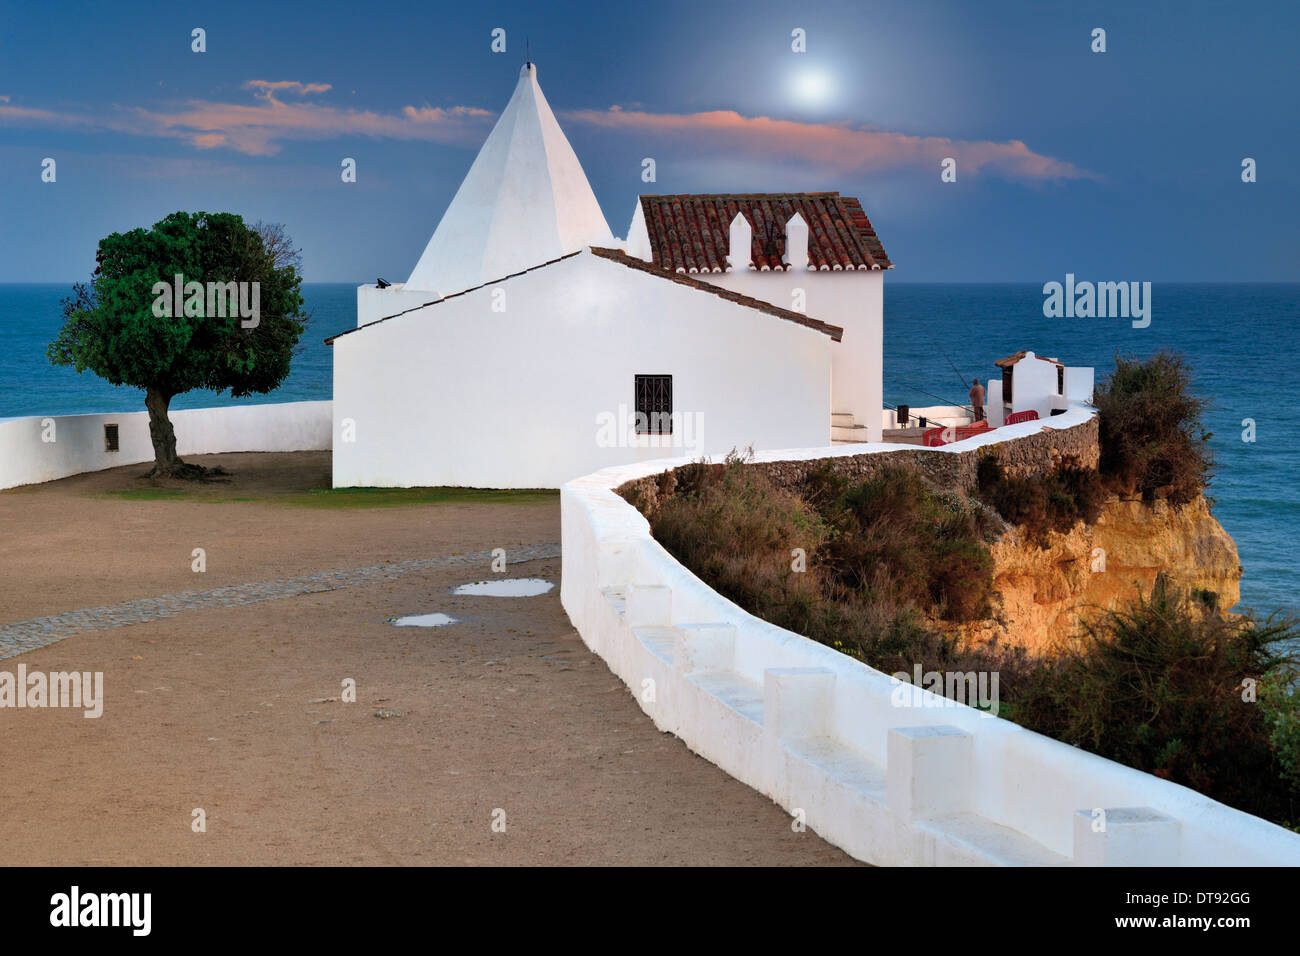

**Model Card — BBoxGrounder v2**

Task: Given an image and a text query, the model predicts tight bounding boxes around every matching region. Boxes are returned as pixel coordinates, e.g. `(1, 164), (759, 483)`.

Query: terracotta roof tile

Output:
(588, 247), (843, 340)
(995, 350), (1063, 368)
(638, 192), (892, 273)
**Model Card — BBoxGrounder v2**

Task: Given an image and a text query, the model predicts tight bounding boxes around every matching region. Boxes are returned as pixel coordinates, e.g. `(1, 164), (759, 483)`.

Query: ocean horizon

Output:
(3, 280), (1296, 620)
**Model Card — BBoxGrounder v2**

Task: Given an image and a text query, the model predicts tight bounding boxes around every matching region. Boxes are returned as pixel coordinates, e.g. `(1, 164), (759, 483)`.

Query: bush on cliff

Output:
(801, 462), (999, 623)
(633, 453), (1300, 828)
(1095, 351), (1213, 506)
(976, 454), (1105, 543)
(648, 452), (829, 626)
(643, 455), (1017, 680)
(1002, 575), (1300, 826)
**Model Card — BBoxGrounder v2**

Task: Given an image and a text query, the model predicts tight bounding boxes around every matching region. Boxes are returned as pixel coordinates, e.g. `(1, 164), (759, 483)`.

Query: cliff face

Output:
(961, 494), (1242, 653)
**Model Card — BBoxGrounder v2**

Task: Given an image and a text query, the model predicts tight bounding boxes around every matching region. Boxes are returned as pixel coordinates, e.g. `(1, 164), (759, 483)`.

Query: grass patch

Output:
(98, 486), (557, 508)
(100, 488), (189, 501)
(281, 487), (557, 509)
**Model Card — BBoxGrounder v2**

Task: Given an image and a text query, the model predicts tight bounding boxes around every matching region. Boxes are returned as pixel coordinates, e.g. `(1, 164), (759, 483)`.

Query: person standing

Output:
(969, 378), (986, 422)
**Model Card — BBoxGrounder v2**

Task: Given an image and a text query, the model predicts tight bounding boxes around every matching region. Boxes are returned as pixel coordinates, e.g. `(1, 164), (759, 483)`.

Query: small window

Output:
(104, 423), (119, 452)
(634, 374), (672, 435)
(1057, 365), (1065, 395)
(1001, 366), (1013, 404)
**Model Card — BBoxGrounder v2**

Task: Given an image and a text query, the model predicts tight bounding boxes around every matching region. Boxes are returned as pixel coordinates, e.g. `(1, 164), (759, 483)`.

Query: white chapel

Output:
(327, 63), (892, 488)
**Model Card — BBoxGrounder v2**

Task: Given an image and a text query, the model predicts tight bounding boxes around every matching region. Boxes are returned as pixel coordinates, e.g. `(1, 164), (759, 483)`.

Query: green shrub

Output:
(650, 455), (829, 626)
(1003, 576), (1300, 824)
(812, 465), (997, 623)
(1094, 351), (1213, 506)
(1261, 668), (1300, 801)
(636, 452), (1300, 830)
(976, 455), (1104, 543)
(648, 457), (1003, 670)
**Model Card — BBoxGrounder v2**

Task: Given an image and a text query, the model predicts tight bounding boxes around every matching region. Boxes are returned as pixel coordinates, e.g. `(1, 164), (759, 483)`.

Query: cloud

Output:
(0, 85), (494, 156)
(243, 80), (334, 100)
(563, 107), (1096, 182)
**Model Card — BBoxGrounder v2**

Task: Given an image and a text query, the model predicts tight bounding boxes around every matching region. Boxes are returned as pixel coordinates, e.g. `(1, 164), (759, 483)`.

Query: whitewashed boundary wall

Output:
(0, 401), (332, 490)
(560, 406), (1300, 866)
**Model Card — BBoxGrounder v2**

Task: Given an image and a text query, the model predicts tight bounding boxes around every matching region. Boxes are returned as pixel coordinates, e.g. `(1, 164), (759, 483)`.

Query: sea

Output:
(1, 281), (1296, 619)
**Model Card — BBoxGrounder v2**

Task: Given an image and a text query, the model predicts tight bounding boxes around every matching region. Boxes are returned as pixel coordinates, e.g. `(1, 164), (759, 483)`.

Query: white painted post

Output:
(1073, 807), (1181, 866)
(673, 623), (736, 674)
(764, 667), (835, 740)
(596, 536), (644, 588)
(625, 584), (672, 627)
(887, 725), (973, 822)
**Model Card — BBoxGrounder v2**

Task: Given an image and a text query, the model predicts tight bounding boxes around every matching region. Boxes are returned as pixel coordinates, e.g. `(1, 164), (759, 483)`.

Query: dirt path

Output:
(0, 453), (856, 865)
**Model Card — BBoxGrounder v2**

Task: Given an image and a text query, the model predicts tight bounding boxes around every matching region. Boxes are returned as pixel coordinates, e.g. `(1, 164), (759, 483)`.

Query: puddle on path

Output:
(392, 613), (458, 627)
(452, 578), (554, 597)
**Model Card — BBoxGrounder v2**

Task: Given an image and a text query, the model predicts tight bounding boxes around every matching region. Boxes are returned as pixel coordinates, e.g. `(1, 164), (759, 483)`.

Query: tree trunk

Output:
(144, 386), (185, 477)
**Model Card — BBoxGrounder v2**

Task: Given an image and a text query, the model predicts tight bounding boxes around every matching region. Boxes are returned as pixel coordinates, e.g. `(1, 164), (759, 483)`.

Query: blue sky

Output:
(1, 0), (1295, 283)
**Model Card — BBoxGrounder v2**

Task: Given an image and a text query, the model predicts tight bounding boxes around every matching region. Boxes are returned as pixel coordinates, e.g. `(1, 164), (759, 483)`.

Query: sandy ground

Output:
(0, 453), (856, 865)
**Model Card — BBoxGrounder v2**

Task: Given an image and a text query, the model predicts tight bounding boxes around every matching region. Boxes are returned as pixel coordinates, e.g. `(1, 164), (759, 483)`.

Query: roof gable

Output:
(588, 247), (842, 340)
(327, 248), (843, 344)
(995, 350), (1063, 368)
(404, 64), (613, 297)
(636, 192), (892, 274)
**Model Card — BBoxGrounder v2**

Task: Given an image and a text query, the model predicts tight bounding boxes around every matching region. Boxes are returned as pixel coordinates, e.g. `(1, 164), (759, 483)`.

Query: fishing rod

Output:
(933, 340), (973, 392)
(894, 379), (974, 411)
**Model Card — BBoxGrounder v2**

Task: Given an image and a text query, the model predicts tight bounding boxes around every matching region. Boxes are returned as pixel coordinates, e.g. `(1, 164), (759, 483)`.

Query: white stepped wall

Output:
(560, 407), (1300, 866)
(0, 401), (332, 490)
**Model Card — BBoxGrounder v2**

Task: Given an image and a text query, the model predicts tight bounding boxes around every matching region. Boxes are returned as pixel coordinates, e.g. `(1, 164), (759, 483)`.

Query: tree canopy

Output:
(49, 211), (309, 476)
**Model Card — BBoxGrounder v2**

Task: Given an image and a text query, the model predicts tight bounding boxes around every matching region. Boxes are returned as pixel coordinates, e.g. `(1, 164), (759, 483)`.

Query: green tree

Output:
(1094, 350), (1213, 505)
(49, 212), (308, 478)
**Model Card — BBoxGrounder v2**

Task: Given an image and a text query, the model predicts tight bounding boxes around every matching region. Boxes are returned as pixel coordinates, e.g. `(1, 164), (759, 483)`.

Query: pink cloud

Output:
(563, 107), (1096, 182)
(0, 85), (494, 156)
(243, 80), (333, 100)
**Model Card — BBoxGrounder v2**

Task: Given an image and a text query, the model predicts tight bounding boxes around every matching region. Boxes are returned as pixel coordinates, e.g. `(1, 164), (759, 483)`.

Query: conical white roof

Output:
(404, 63), (614, 295)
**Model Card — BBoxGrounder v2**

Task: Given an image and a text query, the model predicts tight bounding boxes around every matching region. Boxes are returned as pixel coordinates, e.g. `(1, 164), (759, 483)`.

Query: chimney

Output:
(785, 211), (809, 271)
(727, 212), (752, 271)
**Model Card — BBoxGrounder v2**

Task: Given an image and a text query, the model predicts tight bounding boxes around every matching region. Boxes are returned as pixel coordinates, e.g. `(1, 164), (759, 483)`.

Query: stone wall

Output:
(618, 413), (1100, 517)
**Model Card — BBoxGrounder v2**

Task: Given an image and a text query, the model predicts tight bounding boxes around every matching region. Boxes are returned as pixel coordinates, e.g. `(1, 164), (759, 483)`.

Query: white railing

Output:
(560, 408), (1300, 865)
(0, 401), (332, 490)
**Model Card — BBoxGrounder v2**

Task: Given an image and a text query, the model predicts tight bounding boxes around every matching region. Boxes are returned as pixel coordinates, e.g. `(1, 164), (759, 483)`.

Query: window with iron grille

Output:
(634, 374), (672, 435)
(104, 424), (119, 452)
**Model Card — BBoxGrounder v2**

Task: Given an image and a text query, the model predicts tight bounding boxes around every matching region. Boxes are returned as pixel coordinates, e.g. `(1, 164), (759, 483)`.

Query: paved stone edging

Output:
(0, 542), (562, 660)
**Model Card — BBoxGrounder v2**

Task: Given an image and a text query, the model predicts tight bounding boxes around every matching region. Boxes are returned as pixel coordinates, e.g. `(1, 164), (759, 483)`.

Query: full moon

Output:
(792, 68), (833, 106)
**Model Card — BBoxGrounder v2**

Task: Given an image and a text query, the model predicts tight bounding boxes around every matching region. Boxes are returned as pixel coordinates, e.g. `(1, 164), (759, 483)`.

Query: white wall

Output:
(0, 401), (332, 490)
(357, 283), (437, 328)
(880, 405), (971, 430)
(986, 379), (1005, 427)
(1064, 366), (1094, 403)
(560, 408), (1300, 866)
(701, 270), (884, 442)
(1009, 353), (1063, 421)
(331, 250), (834, 488)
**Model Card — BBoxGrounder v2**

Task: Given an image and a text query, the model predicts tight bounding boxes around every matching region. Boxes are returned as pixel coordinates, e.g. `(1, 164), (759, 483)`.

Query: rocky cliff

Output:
(962, 494), (1242, 653)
